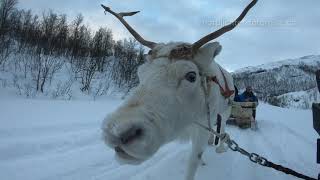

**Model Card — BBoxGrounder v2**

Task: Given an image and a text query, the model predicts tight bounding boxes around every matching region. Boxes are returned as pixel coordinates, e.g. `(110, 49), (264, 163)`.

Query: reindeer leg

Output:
(185, 129), (208, 180)
(198, 152), (206, 166)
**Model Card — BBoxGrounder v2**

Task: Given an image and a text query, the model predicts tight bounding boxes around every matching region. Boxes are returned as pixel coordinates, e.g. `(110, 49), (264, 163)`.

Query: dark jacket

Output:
(239, 91), (258, 102)
(234, 86), (241, 102)
(316, 70), (320, 93)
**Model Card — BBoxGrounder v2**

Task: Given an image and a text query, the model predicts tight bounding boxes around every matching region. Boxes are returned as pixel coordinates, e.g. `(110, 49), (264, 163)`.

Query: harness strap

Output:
(201, 76), (213, 130)
(208, 67), (235, 99)
(202, 67), (234, 146)
(215, 114), (222, 145)
(202, 76), (225, 147)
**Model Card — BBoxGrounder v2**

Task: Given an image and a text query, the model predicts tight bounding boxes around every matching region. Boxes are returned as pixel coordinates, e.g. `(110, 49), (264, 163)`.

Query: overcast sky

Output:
(18, 0), (320, 71)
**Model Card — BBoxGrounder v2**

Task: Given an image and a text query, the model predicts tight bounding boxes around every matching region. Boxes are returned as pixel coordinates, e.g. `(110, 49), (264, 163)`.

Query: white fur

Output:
(102, 42), (234, 180)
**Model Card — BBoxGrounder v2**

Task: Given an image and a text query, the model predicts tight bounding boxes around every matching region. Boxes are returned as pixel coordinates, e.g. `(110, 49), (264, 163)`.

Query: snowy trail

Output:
(0, 98), (319, 180)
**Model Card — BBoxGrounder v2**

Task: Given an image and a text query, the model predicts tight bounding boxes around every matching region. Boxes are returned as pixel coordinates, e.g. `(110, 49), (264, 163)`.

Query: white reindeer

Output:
(101, 1), (257, 180)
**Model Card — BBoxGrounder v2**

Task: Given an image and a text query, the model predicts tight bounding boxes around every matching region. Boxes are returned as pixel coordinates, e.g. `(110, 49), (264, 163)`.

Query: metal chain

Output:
(197, 75), (318, 180)
(225, 138), (268, 166)
(194, 122), (318, 180)
(224, 137), (317, 180)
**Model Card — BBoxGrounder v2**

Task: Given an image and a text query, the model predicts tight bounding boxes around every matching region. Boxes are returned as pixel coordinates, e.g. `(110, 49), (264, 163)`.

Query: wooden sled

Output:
(227, 101), (258, 130)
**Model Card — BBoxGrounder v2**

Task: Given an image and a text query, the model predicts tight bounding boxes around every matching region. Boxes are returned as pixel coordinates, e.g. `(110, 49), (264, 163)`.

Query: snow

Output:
(0, 92), (319, 180)
(275, 88), (320, 109)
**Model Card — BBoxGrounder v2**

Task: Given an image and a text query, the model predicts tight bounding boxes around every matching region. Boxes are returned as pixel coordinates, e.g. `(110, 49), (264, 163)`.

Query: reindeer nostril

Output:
(120, 127), (144, 145)
(115, 146), (125, 153)
(135, 128), (143, 137)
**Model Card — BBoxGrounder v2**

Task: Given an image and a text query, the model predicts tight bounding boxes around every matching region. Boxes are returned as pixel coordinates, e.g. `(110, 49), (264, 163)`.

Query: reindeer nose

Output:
(120, 127), (144, 145)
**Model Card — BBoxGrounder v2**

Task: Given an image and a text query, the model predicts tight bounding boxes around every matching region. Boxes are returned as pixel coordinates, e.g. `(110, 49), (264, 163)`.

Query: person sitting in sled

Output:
(240, 86), (258, 102)
(240, 86), (258, 119)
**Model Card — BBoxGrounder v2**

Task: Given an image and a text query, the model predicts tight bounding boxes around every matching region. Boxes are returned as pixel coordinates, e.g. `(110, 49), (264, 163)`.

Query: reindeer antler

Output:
(101, 4), (157, 49)
(192, 0), (258, 54)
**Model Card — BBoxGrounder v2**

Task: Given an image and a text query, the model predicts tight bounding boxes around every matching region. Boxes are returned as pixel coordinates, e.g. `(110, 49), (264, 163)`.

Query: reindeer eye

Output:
(185, 72), (197, 83)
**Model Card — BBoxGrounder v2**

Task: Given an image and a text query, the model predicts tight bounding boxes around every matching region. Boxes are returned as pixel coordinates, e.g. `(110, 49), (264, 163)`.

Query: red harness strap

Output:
(208, 67), (235, 99)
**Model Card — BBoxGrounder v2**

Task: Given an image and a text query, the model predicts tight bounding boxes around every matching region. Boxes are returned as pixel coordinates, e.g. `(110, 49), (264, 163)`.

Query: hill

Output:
(233, 55), (320, 109)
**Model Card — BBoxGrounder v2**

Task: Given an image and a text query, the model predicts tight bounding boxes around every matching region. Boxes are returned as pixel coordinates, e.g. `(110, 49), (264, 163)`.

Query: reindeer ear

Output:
(196, 42), (222, 60)
(211, 42), (222, 58)
(193, 42), (222, 72)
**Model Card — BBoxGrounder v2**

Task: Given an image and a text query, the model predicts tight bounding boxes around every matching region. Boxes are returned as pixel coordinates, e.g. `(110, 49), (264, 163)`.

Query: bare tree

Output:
(0, 0), (17, 66)
(0, 0), (18, 34)
(69, 14), (84, 59)
(0, 1), (147, 96)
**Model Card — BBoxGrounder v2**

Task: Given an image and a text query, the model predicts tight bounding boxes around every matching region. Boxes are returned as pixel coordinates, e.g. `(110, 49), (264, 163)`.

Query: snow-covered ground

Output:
(0, 90), (319, 180)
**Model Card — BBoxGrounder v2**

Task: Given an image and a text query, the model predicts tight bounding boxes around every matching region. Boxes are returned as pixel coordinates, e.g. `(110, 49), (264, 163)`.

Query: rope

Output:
(265, 161), (317, 180)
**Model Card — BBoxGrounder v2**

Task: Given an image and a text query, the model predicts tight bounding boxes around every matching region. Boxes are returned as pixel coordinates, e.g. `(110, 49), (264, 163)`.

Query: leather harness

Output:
(207, 67), (235, 99)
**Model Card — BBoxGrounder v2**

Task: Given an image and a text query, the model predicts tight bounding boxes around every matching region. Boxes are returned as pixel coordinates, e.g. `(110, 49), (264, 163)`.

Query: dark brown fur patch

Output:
(168, 44), (193, 60)
(127, 101), (142, 108)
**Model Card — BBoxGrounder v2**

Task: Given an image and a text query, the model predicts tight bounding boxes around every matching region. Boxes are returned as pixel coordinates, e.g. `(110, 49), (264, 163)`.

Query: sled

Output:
(227, 101), (258, 130)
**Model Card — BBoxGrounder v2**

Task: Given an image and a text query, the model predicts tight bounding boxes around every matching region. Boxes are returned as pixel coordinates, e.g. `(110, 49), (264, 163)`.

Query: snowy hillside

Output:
(0, 92), (319, 180)
(233, 55), (320, 109)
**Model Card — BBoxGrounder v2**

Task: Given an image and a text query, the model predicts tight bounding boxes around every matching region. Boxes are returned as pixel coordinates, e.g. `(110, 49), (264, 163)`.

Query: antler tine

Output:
(192, 0), (258, 54)
(101, 4), (157, 49)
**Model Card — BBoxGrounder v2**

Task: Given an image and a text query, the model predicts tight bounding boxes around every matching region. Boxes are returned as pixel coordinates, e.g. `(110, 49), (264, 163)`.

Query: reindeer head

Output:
(101, 0), (257, 165)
